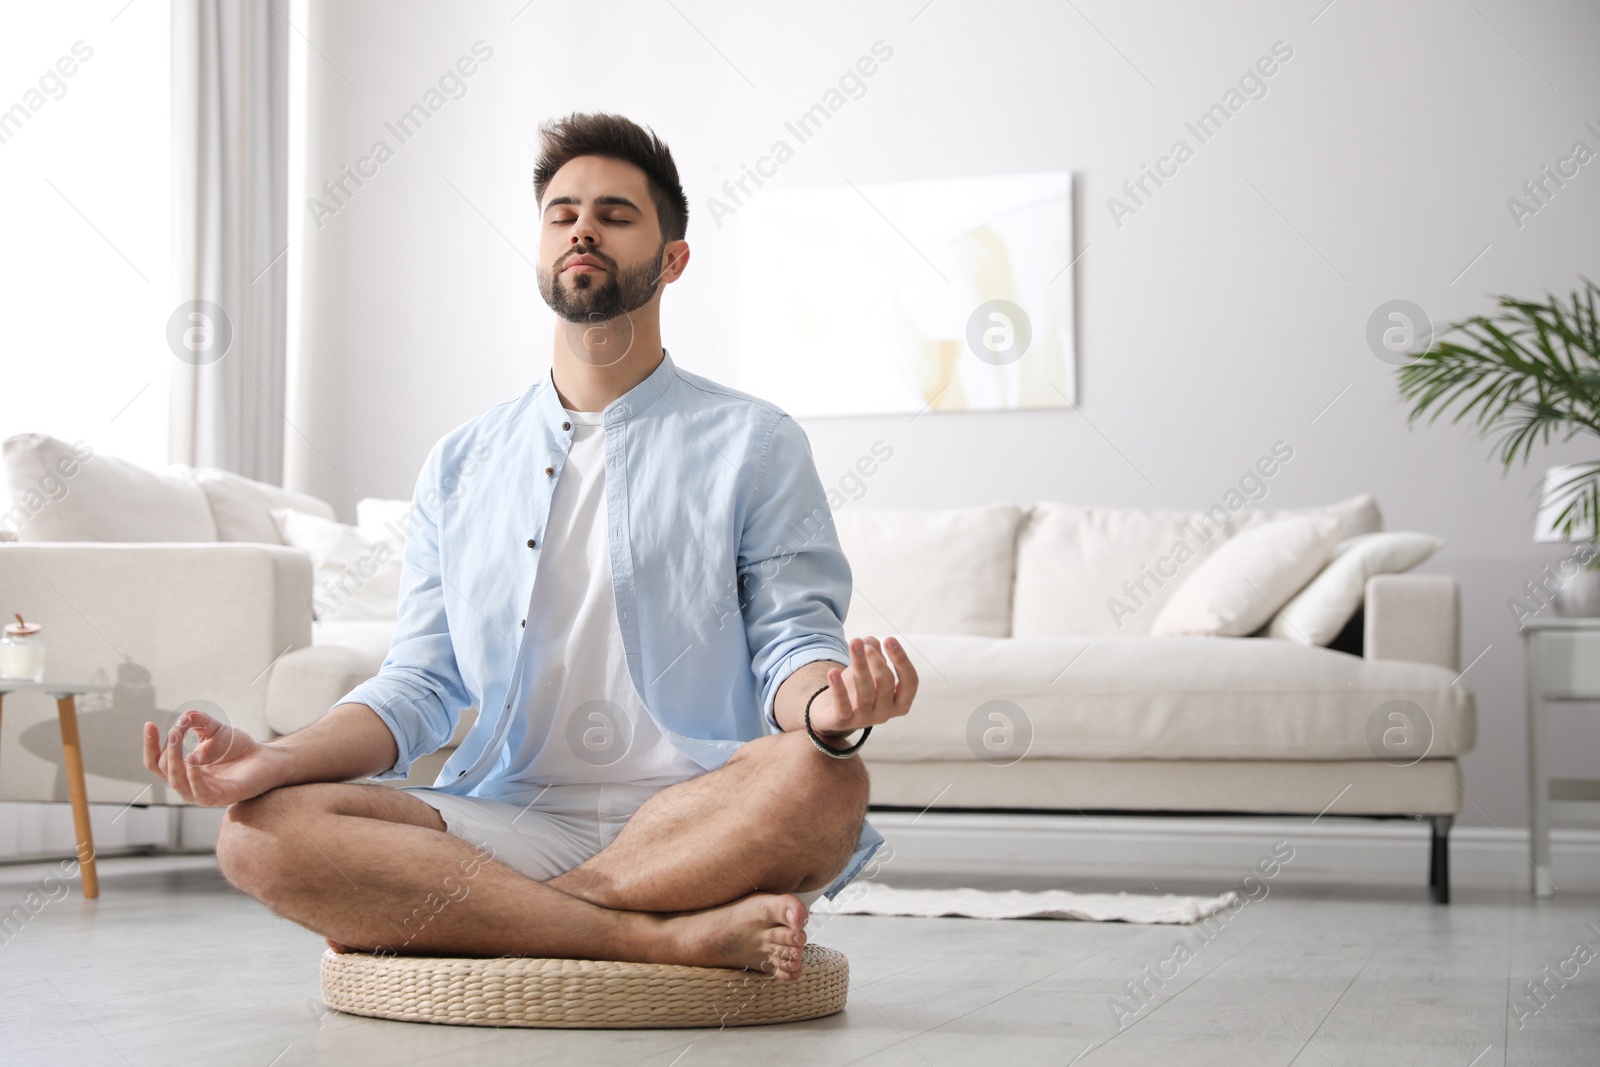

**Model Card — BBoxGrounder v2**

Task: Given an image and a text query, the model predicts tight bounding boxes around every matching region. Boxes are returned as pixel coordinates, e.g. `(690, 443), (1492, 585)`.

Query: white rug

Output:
(811, 884), (1239, 924)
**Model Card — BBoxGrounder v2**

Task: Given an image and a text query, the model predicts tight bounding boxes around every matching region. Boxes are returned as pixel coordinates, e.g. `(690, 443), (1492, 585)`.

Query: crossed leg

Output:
(214, 728), (870, 980)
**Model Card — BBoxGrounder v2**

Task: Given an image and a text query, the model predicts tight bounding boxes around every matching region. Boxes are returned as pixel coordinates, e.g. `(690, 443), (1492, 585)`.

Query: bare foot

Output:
(658, 892), (809, 980)
(326, 937), (354, 954)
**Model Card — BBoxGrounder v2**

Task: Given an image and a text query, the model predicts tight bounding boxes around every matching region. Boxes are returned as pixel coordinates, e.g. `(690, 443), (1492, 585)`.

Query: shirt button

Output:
(521, 619), (526, 627)
(562, 421), (571, 431)
(545, 466), (554, 476)
(527, 538), (536, 548)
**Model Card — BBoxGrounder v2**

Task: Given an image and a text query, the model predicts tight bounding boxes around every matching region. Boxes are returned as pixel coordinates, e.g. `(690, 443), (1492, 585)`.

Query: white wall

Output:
(287, 0), (1600, 830)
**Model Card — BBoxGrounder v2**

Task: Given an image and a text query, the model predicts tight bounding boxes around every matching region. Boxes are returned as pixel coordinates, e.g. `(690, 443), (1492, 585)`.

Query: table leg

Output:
(54, 695), (99, 899)
(1524, 644), (1555, 898)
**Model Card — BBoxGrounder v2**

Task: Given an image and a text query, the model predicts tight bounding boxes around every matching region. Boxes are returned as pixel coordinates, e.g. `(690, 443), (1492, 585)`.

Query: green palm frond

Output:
(1396, 277), (1600, 547)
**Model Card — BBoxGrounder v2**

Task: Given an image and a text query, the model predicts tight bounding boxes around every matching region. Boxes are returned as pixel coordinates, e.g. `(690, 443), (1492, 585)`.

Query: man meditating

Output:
(141, 112), (916, 983)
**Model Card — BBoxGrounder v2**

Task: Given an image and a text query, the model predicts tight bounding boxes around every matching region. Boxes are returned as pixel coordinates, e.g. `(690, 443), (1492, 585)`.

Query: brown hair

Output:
(532, 112), (689, 244)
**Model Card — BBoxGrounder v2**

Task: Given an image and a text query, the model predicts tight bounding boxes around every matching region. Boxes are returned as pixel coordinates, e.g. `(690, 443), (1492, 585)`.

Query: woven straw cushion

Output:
(319, 945), (849, 1028)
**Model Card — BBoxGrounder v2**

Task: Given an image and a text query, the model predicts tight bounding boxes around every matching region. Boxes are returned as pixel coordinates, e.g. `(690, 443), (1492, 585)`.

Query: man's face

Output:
(536, 155), (670, 325)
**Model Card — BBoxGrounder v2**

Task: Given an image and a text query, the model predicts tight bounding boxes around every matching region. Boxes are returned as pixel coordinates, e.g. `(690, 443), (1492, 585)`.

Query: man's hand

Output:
(810, 636), (918, 739)
(141, 708), (291, 807)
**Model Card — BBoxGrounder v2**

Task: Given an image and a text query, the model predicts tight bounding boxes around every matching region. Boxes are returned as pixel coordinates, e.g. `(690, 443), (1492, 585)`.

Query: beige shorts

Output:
(402, 781), (826, 912)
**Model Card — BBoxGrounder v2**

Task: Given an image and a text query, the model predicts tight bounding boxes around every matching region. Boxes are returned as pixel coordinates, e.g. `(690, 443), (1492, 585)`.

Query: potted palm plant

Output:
(1396, 277), (1600, 616)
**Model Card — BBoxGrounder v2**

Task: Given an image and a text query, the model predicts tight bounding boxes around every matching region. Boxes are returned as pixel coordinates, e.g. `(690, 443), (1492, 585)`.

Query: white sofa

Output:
(0, 434), (1472, 899)
(829, 497), (1472, 902)
(0, 433), (470, 805)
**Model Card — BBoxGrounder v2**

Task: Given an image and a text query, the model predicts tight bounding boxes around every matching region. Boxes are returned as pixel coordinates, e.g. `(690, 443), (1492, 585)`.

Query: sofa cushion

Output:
(862, 633), (1474, 762)
(2, 433), (217, 542)
(263, 620), (396, 735)
(270, 508), (403, 622)
(1268, 531), (1444, 646)
(1012, 494), (1382, 639)
(313, 618), (397, 660)
(1225, 492), (1383, 542)
(1150, 515), (1342, 637)
(1012, 505), (1236, 638)
(194, 468), (335, 543)
(831, 504), (1023, 639)
(265, 643), (385, 736)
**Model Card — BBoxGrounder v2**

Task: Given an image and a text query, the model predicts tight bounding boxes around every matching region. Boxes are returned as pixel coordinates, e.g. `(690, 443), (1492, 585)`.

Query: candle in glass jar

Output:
(0, 641), (45, 681)
(0, 614), (45, 682)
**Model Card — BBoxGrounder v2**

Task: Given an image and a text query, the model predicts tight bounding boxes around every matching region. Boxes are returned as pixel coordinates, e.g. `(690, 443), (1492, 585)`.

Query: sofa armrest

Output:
(0, 542), (312, 805)
(265, 642), (479, 785)
(265, 643), (381, 736)
(0, 542), (312, 742)
(1364, 573), (1460, 672)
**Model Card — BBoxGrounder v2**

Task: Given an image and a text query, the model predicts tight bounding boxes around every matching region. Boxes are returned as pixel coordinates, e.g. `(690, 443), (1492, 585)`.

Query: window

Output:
(0, 2), (171, 469)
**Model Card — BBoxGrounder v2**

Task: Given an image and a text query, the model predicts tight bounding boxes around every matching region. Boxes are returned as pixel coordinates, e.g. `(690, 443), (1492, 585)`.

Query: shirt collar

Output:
(539, 347), (676, 428)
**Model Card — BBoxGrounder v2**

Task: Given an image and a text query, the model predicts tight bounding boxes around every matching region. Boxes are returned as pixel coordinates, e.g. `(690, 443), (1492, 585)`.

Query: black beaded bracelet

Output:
(804, 682), (871, 758)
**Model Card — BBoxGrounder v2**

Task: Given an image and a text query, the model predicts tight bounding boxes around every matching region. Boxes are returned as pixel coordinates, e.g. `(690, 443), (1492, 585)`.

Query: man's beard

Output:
(538, 244), (664, 324)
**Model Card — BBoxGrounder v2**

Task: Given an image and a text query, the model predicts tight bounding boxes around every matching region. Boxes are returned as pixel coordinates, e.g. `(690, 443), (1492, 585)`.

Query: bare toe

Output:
(667, 891), (809, 979)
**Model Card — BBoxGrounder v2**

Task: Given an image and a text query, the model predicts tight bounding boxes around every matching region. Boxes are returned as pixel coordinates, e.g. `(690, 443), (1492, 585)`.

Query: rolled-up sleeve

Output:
(337, 441), (473, 780)
(739, 412), (853, 733)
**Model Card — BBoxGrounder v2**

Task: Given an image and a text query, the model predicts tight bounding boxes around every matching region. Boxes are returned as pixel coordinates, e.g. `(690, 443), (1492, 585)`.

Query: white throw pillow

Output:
(1227, 492), (1385, 543)
(1266, 531), (1444, 645)
(831, 504), (1025, 638)
(2, 432), (217, 542)
(194, 468), (335, 543)
(270, 507), (403, 622)
(1151, 515), (1342, 637)
(356, 497), (414, 547)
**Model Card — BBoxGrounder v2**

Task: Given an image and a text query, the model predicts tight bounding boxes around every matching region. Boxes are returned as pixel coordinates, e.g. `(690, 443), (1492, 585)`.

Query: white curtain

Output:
(168, 0), (289, 483)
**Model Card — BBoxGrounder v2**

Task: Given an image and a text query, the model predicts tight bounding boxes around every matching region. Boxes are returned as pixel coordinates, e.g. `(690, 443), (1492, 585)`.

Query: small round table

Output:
(0, 680), (109, 898)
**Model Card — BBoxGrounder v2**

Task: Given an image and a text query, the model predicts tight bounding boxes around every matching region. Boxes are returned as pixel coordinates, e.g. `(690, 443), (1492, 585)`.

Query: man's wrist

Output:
(805, 681), (857, 738)
(257, 736), (309, 789)
(803, 679), (872, 758)
(267, 702), (401, 786)
(774, 658), (849, 734)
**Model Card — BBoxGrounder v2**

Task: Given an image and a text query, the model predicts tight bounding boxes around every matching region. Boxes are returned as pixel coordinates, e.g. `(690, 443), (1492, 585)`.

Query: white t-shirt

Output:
(494, 405), (708, 788)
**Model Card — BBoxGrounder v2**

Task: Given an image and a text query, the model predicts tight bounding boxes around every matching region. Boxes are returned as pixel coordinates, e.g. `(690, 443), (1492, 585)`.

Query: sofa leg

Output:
(1429, 815), (1453, 904)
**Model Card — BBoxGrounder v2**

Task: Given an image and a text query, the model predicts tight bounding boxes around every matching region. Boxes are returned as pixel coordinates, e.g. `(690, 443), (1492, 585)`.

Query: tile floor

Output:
(1, 855), (1596, 1066)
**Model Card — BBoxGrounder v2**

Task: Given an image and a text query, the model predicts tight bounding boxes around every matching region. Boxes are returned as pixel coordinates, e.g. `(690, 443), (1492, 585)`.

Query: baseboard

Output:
(864, 810), (1600, 887)
(5, 803), (1597, 891)
(0, 802), (224, 864)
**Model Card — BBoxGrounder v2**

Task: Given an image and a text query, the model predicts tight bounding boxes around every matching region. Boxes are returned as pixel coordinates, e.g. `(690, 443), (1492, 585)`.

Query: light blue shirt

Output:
(340, 348), (884, 901)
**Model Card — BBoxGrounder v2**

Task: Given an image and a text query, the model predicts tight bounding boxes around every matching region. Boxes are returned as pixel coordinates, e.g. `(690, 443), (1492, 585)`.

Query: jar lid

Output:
(4, 613), (40, 638)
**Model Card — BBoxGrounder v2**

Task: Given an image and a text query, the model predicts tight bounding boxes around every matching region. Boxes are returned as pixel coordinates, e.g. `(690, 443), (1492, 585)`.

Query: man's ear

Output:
(661, 241), (690, 284)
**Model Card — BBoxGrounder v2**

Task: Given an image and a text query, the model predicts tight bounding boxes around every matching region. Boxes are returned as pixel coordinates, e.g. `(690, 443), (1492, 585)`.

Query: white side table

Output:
(0, 680), (110, 898)
(1521, 616), (1600, 897)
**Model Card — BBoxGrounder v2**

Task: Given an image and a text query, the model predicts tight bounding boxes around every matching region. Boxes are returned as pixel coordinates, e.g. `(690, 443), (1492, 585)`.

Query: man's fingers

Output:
(186, 762), (223, 806)
(848, 638), (876, 707)
(885, 637), (917, 716)
(183, 761), (210, 804)
(165, 722), (198, 801)
(188, 720), (226, 766)
(825, 666), (853, 728)
(163, 725), (182, 787)
(142, 722), (161, 777)
(862, 638), (895, 719)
